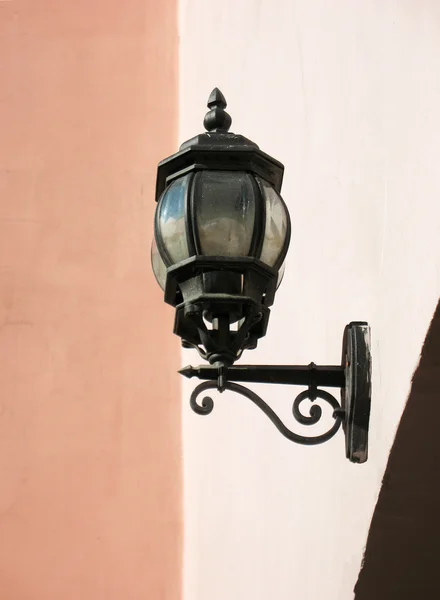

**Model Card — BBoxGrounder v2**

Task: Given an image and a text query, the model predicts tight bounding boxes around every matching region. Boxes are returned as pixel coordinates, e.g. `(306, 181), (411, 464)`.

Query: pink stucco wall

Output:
(0, 2), (181, 598)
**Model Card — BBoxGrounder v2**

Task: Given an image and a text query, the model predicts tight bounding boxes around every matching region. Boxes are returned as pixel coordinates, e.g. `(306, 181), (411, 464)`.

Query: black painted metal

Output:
(203, 88), (232, 132)
(341, 321), (372, 464)
(185, 172), (198, 257)
(248, 174), (266, 258)
(189, 172), (202, 255)
(154, 90), (290, 366)
(165, 255), (276, 365)
(183, 322), (372, 462)
(190, 381), (343, 446)
(180, 363), (345, 388)
(155, 91), (284, 201)
(151, 88), (372, 462)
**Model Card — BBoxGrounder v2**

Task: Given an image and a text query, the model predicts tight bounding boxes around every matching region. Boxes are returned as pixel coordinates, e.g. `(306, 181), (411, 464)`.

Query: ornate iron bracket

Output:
(180, 322), (372, 463)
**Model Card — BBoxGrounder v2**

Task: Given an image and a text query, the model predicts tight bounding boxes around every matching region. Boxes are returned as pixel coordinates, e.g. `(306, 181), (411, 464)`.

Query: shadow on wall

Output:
(354, 299), (440, 599)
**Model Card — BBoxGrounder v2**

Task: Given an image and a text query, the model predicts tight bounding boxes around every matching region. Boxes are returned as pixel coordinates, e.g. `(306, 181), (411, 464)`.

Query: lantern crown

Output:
(155, 88), (284, 202)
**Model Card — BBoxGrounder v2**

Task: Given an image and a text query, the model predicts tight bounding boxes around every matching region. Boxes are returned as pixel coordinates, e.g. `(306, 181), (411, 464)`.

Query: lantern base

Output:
(166, 256), (278, 365)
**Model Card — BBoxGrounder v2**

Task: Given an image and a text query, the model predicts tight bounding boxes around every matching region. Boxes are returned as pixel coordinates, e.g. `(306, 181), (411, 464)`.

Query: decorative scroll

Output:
(189, 381), (344, 446)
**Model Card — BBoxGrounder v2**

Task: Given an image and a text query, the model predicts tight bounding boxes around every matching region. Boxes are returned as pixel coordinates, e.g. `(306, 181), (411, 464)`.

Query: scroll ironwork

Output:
(190, 381), (343, 446)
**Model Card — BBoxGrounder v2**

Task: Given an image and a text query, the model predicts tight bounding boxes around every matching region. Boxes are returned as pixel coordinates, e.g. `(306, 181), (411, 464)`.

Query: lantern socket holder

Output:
(165, 256), (278, 365)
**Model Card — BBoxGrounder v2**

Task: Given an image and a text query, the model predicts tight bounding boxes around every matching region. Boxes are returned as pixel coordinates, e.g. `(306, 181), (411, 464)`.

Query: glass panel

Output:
(277, 261), (286, 288)
(196, 171), (256, 256)
(151, 238), (167, 290)
(258, 178), (289, 267)
(158, 175), (190, 264)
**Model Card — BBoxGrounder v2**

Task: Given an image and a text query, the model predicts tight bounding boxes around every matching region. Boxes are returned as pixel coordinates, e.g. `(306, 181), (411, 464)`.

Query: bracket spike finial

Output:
(204, 87), (232, 132)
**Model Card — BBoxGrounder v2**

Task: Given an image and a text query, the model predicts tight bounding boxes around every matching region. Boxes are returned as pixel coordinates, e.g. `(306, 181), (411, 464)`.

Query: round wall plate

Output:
(341, 322), (372, 463)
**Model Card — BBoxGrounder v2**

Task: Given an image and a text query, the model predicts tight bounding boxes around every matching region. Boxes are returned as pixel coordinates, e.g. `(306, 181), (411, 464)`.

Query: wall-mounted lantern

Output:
(152, 89), (371, 463)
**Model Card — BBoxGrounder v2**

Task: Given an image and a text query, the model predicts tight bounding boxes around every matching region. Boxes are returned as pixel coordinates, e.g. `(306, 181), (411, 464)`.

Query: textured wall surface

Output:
(179, 1), (440, 599)
(0, 2), (181, 599)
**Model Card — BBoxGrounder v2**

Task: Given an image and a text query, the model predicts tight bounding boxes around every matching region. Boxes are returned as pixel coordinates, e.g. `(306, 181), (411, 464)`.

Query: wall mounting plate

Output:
(342, 322), (372, 463)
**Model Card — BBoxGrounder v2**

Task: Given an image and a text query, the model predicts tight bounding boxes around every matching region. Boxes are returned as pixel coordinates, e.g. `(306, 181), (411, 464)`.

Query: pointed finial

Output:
(178, 365), (195, 379)
(203, 88), (232, 132)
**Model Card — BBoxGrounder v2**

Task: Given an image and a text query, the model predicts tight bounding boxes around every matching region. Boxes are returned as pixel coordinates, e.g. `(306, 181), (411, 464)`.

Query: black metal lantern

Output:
(152, 89), (371, 463)
(152, 88), (290, 367)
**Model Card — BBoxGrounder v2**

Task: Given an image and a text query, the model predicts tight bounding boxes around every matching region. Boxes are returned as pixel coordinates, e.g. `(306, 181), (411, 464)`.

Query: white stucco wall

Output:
(179, 2), (440, 599)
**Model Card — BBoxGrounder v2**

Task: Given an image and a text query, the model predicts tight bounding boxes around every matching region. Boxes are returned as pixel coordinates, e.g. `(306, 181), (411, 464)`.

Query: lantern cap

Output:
(155, 88), (284, 201)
